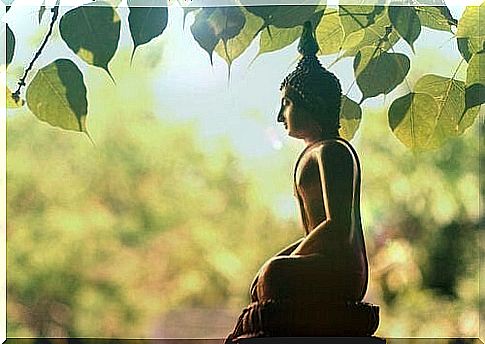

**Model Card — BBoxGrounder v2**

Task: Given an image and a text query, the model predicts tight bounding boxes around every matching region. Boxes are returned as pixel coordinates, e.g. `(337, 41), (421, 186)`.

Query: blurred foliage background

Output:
(6, 8), (481, 339)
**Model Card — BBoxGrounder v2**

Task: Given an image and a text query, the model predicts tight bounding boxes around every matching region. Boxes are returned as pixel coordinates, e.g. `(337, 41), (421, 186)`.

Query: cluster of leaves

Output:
(5, 1), (484, 151)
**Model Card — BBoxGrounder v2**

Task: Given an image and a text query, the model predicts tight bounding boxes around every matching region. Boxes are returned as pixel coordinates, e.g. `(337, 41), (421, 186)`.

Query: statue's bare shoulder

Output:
(297, 139), (357, 176)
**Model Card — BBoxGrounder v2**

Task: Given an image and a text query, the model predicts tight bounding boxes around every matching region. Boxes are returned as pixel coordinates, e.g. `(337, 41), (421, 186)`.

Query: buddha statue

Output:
(225, 22), (380, 341)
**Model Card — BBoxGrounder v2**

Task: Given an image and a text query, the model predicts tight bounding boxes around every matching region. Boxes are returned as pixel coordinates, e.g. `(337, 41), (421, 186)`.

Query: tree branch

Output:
(12, 5), (59, 103)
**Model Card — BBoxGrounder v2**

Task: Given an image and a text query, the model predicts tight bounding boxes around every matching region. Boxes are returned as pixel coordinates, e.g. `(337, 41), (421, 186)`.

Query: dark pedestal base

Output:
(226, 300), (380, 342)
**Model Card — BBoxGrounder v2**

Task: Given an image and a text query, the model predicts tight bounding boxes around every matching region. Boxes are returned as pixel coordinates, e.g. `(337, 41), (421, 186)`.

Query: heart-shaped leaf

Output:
(389, 5), (421, 52)
(256, 7), (324, 57)
(457, 3), (485, 56)
(60, 2), (121, 79)
(465, 51), (485, 111)
(457, 37), (473, 63)
(128, 1), (168, 62)
(315, 9), (344, 56)
(413, 74), (479, 148)
(339, 96), (362, 140)
(191, 7), (245, 65)
(339, 7), (400, 58)
(26, 59), (89, 134)
(215, 8), (262, 66)
(245, 5), (317, 30)
(258, 26), (301, 56)
(354, 47), (410, 101)
(388, 92), (439, 150)
(415, 6), (456, 33)
(6, 24), (15, 66)
(339, 5), (384, 36)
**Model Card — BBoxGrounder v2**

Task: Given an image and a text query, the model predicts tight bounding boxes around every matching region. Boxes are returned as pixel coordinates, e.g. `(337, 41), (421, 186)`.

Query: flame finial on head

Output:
(298, 21), (319, 56)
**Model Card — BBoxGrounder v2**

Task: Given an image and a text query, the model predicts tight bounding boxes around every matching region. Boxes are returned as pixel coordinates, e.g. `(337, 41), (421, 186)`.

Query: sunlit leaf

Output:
(38, 1), (46, 24)
(389, 5), (421, 52)
(127, 2), (168, 62)
(26, 59), (89, 134)
(457, 37), (473, 63)
(258, 26), (301, 55)
(6, 24), (15, 66)
(388, 92), (439, 150)
(215, 8), (262, 66)
(60, 2), (121, 78)
(340, 8), (400, 58)
(415, 6), (456, 32)
(316, 9), (344, 55)
(191, 7), (245, 65)
(465, 51), (485, 111)
(457, 3), (485, 55)
(354, 47), (410, 101)
(256, 7), (324, 57)
(339, 96), (362, 140)
(339, 5), (384, 36)
(6, 87), (24, 108)
(413, 74), (479, 147)
(245, 5), (317, 30)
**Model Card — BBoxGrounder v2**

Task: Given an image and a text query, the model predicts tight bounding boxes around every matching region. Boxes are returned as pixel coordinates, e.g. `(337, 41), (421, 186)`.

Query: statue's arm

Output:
(275, 237), (304, 256)
(291, 142), (355, 256)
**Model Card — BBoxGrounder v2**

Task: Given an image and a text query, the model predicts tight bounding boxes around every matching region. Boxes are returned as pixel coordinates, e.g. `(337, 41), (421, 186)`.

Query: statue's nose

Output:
(277, 107), (285, 123)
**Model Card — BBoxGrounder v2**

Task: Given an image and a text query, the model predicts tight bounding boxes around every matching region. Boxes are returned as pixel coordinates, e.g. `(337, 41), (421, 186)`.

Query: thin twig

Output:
(12, 5), (60, 102)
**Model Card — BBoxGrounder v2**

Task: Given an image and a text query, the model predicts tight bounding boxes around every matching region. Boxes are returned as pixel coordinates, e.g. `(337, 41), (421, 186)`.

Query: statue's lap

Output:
(256, 254), (366, 304)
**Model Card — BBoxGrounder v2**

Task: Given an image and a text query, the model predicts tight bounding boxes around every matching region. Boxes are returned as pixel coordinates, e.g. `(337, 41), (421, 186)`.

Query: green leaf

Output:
(457, 3), (485, 56)
(389, 5), (421, 52)
(457, 37), (473, 63)
(316, 9), (344, 55)
(6, 87), (24, 108)
(6, 24), (15, 66)
(256, 7), (325, 57)
(215, 8), (262, 66)
(245, 5), (317, 29)
(413, 74), (479, 147)
(127, 3), (168, 62)
(465, 51), (485, 111)
(339, 96), (362, 140)
(38, 1), (46, 24)
(339, 8), (400, 58)
(191, 7), (245, 65)
(354, 47), (410, 101)
(258, 26), (301, 55)
(388, 92), (439, 150)
(60, 2), (121, 78)
(26, 59), (89, 134)
(339, 5), (384, 36)
(415, 6), (456, 32)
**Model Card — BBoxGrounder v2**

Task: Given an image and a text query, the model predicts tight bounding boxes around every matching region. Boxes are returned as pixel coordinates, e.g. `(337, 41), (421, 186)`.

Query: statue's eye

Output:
(282, 98), (290, 107)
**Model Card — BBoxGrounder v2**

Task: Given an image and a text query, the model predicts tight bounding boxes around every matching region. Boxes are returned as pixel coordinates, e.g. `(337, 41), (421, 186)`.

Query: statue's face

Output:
(277, 87), (318, 140)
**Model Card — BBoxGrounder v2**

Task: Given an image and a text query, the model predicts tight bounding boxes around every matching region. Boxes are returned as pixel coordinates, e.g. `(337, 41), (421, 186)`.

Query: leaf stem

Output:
(12, 5), (60, 102)
(451, 58), (465, 80)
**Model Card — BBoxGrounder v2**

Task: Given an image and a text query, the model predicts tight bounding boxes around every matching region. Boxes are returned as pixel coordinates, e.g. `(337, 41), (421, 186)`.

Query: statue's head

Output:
(277, 22), (342, 140)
